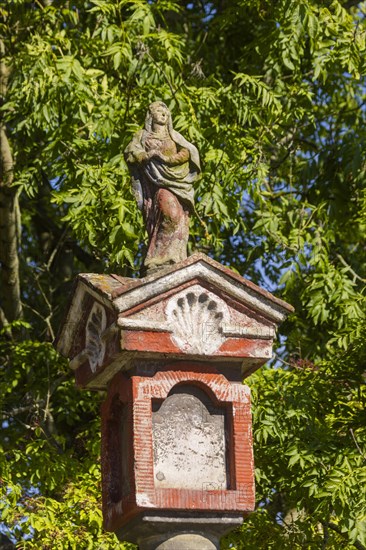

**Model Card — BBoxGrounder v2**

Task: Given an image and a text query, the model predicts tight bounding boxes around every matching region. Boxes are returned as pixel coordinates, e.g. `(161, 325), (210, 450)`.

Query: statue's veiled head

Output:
(145, 101), (173, 134)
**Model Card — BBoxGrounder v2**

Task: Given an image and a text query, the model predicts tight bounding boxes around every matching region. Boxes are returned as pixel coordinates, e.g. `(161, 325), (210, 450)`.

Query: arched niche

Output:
(152, 384), (230, 491)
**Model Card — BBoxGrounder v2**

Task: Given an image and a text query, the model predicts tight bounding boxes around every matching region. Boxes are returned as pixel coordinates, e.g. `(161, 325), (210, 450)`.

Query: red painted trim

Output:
(101, 368), (255, 534)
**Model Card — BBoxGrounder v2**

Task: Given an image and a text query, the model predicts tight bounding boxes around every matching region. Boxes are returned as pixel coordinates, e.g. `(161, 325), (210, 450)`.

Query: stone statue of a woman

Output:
(124, 101), (201, 274)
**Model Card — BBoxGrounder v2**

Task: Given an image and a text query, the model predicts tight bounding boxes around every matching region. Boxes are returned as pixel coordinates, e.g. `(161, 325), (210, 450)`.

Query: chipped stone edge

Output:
(113, 261), (288, 324)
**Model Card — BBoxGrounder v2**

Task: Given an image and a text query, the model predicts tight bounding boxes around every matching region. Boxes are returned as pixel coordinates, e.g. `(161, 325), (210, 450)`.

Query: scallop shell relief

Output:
(165, 286), (230, 354)
(85, 302), (106, 372)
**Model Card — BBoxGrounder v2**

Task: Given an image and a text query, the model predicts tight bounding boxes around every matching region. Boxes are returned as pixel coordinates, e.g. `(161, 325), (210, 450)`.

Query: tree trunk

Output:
(0, 41), (22, 329)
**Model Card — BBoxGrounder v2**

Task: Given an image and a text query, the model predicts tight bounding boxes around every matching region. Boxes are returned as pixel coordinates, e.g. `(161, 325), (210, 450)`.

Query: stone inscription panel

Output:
(152, 386), (228, 490)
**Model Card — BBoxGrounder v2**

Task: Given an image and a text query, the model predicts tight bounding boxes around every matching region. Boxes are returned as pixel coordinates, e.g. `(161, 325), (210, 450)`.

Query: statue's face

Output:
(150, 104), (168, 126)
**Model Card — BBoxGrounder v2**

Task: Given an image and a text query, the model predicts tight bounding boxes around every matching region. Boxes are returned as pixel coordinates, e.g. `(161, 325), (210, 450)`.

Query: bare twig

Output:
(146, 51), (178, 100)
(1, 402), (45, 418)
(336, 254), (366, 283)
(46, 226), (68, 271)
(322, 521), (329, 549)
(273, 352), (293, 367)
(349, 428), (366, 460)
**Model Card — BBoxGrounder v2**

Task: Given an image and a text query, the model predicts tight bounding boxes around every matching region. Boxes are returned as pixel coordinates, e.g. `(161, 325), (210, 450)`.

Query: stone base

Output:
(116, 511), (244, 549)
(153, 534), (216, 550)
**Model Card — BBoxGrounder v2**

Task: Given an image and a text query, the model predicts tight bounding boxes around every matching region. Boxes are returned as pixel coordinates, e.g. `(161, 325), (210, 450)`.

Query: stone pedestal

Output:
(101, 365), (254, 544)
(55, 253), (293, 548)
(120, 512), (242, 549)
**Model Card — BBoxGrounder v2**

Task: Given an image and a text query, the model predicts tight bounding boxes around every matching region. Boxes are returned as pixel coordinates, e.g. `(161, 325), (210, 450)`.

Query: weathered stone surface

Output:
(54, 253), (293, 389)
(85, 302), (107, 372)
(101, 367), (254, 537)
(124, 102), (201, 274)
(165, 287), (231, 355)
(153, 533), (217, 550)
(152, 387), (227, 491)
(114, 511), (243, 548)
(54, 236), (295, 549)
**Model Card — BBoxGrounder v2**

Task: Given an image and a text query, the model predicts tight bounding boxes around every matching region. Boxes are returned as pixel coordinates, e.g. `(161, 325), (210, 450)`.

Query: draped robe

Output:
(125, 128), (200, 273)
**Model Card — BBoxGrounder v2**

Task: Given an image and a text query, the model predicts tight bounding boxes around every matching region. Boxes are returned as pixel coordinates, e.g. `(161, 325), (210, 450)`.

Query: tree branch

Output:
(326, 522), (366, 550)
(336, 254), (366, 283)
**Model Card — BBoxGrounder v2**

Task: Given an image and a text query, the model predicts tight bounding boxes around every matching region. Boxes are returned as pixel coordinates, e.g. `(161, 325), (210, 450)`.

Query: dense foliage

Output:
(1, 0), (365, 548)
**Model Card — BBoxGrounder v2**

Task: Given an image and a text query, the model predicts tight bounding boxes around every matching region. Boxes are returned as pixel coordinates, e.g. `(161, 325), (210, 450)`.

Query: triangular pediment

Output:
(112, 253), (293, 324)
(55, 254), (293, 389)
